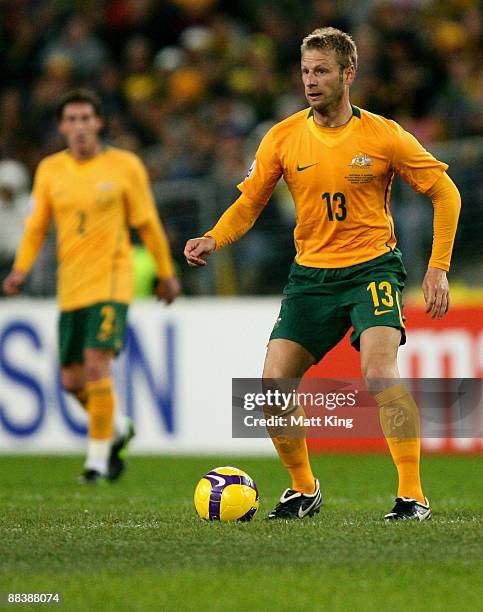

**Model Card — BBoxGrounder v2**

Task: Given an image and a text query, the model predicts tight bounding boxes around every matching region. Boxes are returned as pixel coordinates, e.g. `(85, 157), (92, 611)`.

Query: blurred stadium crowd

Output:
(0, 0), (481, 295)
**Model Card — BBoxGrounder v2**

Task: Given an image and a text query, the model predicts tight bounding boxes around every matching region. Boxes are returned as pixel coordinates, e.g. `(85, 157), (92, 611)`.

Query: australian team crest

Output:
(349, 152), (372, 167)
(345, 152), (376, 184)
(95, 181), (115, 207)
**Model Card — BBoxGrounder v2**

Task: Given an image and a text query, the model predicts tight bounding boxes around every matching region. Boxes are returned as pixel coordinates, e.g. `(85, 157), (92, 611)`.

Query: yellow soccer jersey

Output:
(223, 106), (448, 268)
(15, 147), (164, 310)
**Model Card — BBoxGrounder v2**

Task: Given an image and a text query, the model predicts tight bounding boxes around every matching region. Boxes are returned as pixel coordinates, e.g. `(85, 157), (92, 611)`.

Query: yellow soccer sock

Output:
(375, 383), (425, 504)
(271, 436), (315, 494)
(86, 378), (115, 441)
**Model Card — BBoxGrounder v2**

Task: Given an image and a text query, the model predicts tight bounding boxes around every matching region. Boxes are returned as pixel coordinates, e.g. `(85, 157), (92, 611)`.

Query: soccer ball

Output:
(194, 466), (259, 522)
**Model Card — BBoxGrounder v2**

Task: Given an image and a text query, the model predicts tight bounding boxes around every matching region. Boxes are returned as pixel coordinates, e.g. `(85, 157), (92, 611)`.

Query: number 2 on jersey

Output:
(322, 192), (346, 221)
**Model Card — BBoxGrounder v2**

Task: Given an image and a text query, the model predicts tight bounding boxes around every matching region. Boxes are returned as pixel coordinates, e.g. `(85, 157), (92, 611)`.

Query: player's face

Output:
(301, 49), (353, 116)
(58, 103), (103, 158)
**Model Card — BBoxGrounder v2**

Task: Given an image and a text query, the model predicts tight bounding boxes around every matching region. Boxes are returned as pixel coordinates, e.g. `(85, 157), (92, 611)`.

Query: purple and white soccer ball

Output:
(194, 466), (259, 521)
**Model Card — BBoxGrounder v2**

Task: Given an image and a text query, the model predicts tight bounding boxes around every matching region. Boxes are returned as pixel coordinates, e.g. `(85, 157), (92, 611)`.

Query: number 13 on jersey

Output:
(322, 192), (346, 221)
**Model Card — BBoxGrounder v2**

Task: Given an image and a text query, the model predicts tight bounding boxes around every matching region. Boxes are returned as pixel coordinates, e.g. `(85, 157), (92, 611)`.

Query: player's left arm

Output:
(422, 172), (461, 319)
(126, 155), (180, 304)
(391, 123), (461, 319)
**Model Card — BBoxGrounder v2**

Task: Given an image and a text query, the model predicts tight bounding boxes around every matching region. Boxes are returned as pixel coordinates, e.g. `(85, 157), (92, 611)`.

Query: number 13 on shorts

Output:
(367, 280), (394, 308)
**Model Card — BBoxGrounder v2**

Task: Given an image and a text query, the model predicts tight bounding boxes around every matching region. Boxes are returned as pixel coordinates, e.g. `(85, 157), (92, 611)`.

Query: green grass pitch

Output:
(0, 454), (481, 611)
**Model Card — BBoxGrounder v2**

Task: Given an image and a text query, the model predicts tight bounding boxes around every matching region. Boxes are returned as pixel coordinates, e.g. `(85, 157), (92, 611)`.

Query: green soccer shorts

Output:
(270, 250), (407, 362)
(58, 301), (128, 366)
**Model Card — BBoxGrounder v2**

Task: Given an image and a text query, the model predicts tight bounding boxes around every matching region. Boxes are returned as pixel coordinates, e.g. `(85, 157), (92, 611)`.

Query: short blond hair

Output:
(301, 27), (358, 70)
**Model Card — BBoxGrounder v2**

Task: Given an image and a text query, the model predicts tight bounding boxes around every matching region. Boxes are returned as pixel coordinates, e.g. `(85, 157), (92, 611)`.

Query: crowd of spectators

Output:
(0, 0), (481, 294)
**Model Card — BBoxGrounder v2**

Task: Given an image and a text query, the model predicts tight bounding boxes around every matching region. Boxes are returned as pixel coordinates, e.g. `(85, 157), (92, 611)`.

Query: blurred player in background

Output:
(3, 89), (181, 483)
(185, 28), (461, 521)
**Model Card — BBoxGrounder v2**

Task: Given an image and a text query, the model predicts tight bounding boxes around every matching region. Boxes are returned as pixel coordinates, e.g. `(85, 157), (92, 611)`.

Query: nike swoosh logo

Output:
(417, 508), (431, 521)
(297, 163), (318, 172)
(374, 309), (393, 315)
(298, 498), (317, 518)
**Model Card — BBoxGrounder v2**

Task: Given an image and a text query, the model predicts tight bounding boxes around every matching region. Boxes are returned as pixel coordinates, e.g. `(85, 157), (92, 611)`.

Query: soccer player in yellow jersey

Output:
(185, 28), (461, 520)
(3, 89), (181, 483)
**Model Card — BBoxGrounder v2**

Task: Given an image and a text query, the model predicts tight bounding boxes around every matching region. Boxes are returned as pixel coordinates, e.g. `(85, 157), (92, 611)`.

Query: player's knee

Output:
(84, 363), (107, 381)
(84, 351), (112, 381)
(262, 364), (287, 379)
(363, 360), (398, 394)
(363, 363), (387, 379)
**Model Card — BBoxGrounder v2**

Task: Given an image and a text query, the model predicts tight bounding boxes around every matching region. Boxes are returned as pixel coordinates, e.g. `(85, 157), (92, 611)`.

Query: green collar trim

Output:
(308, 105), (361, 120)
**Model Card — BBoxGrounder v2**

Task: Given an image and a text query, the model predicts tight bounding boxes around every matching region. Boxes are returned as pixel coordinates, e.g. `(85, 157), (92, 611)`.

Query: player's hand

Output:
(2, 270), (26, 296)
(184, 236), (216, 267)
(422, 266), (450, 319)
(155, 276), (181, 305)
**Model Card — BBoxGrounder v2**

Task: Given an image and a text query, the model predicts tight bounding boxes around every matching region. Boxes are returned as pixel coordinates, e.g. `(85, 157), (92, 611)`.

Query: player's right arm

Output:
(2, 161), (52, 296)
(184, 128), (282, 267)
